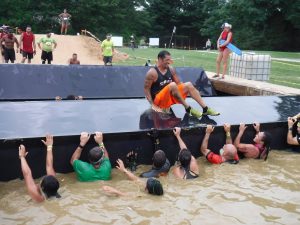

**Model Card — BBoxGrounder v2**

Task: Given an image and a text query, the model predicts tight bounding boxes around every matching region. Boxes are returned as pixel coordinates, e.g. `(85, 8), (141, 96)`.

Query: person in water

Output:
(287, 113), (300, 146)
(172, 127), (199, 179)
(19, 135), (60, 202)
(139, 150), (171, 178)
(102, 159), (164, 196)
(200, 124), (239, 164)
(234, 123), (272, 160)
(70, 132), (111, 181)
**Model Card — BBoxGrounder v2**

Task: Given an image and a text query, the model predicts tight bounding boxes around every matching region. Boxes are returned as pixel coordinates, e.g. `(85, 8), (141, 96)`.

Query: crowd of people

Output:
(17, 50), (299, 202)
(19, 115), (299, 201)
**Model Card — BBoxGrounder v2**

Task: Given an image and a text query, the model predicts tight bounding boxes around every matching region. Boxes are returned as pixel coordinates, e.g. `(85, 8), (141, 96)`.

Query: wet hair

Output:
(88, 146), (104, 165)
(40, 175), (60, 198)
(153, 150), (166, 168)
(261, 131), (272, 161)
(72, 53), (77, 56)
(146, 178), (163, 195)
(157, 50), (171, 60)
(66, 95), (76, 100)
(178, 149), (191, 168)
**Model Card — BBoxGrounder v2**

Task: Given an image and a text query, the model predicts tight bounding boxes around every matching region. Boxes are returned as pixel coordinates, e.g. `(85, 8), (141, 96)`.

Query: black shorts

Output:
(41, 50), (53, 61)
(4, 48), (16, 61)
(22, 51), (33, 59)
(103, 56), (112, 65)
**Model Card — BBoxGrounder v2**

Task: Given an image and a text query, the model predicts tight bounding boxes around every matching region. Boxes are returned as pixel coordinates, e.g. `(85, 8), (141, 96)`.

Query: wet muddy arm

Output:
(102, 185), (127, 197)
(41, 135), (56, 176)
(173, 127), (187, 150)
(19, 145), (44, 202)
(234, 123), (247, 149)
(200, 125), (214, 156)
(70, 132), (90, 165)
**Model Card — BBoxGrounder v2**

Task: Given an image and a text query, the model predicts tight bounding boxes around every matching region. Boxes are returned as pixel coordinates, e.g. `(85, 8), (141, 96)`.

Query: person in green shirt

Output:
(101, 33), (114, 66)
(37, 33), (57, 64)
(70, 132), (112, 182)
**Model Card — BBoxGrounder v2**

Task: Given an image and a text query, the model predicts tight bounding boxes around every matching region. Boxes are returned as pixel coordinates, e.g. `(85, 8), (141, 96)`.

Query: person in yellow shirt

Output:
(101, 34), (114, 66)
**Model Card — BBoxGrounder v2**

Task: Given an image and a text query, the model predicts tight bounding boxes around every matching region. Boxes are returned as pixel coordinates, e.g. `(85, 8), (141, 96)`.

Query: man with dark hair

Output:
(201, 124), (239, 164)
(140, 150), (171, 178)
(144, 50), (220, 117)
(0, 29), (19, 63)
(20, 26), (36, 64)
(173, 127), (199, 179)
(70, 132), (111, 181)
(68, 53), (80, 64)
(18, 135), (61, 202)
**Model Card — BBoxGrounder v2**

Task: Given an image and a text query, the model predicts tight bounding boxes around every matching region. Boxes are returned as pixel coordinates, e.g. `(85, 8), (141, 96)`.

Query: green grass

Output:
(115, 47), (300, 89)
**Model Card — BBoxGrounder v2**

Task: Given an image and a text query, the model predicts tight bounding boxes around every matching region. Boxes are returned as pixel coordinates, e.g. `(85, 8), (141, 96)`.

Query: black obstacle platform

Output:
(0, 95), (299, 181)
(0, 64), (216, 101)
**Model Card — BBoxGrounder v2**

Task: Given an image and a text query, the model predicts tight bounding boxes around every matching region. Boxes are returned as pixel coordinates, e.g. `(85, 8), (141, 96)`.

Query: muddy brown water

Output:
(0, 150), (299, 225)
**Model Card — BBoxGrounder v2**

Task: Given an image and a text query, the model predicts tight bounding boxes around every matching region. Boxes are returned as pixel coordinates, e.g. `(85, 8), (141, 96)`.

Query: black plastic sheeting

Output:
(0, 95), (299, 181)
(0, 64), (216, 100)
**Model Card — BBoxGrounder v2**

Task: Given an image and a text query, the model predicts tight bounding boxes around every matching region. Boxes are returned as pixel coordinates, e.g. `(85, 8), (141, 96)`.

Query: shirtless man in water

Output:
(59, 9), (72, 35)
(0, 30), (19, 63)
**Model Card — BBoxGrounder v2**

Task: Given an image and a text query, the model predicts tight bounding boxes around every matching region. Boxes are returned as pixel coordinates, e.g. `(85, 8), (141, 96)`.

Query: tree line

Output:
(1, 0), (299, 51)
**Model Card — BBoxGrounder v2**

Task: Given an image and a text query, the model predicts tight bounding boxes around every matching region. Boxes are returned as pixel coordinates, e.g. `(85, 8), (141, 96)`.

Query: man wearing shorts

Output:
(20, 26), (36, 64)
(144, 50), (220, 118)
(101, 34), (114, 66)
(0, 30), (19, 63)
(37, 33), (57, 64)
(200, 124), (239, 164)
(59, 9), (71, 35)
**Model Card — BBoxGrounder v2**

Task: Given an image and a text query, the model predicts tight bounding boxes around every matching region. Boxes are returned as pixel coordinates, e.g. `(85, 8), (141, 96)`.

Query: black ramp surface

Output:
(0, 95), (299, 181)
(0, 96), (299, 139)
(0, 64), (216, 100)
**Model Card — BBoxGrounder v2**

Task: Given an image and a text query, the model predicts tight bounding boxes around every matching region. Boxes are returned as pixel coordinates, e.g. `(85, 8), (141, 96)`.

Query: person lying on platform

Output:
(144, 50), (220, 117)
(200, 124), (239, 164)
(70, 132), (111, 181)
(101, 159), (164, 197)
(139, 150), (171, 178)
(18, 135), (61, 202)
(55, 95), (83, 100)
(287, 113), (300, 146)
(172, 127), (199, 179)
(234, 123), (272, 160)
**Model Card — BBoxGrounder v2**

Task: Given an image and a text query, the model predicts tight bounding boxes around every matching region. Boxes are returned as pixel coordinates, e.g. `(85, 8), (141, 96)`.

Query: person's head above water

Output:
(146, 178), (163, 196)
(222, 144), (237, 160)
(88, 146), (105, 168)
(40, 175), (60, 198)
(153, 150), (166, 168)
(178, 149), (192, 168)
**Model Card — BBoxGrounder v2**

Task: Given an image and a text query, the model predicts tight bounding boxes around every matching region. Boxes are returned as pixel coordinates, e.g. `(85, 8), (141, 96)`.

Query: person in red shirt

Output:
(200, 124), (239, 164)
(214, 23), (233, 79)
(20, 26), (36, 63)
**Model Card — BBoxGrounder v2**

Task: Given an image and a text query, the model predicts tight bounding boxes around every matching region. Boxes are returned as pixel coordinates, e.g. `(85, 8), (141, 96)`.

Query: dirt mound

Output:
(11, 34), (128, 65)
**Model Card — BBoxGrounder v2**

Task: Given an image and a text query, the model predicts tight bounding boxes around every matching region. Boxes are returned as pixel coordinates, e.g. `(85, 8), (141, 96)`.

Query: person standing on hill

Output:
(20, 26), (36, 64)
(214, 23), (233, 79)
(59, 9), (72, 35)
(0, 29), (19, 63)
(37, 32), (57, 64)
(101, 34), (114, 66)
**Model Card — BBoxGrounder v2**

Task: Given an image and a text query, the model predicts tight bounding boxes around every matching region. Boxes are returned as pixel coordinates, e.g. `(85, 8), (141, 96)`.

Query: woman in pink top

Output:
(234, 122), (272, 160)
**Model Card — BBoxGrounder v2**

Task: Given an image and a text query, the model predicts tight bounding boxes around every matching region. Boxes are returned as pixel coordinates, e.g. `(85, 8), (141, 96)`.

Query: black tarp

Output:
(0, 64), (216, 100)
(0, 95), (299, 181)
